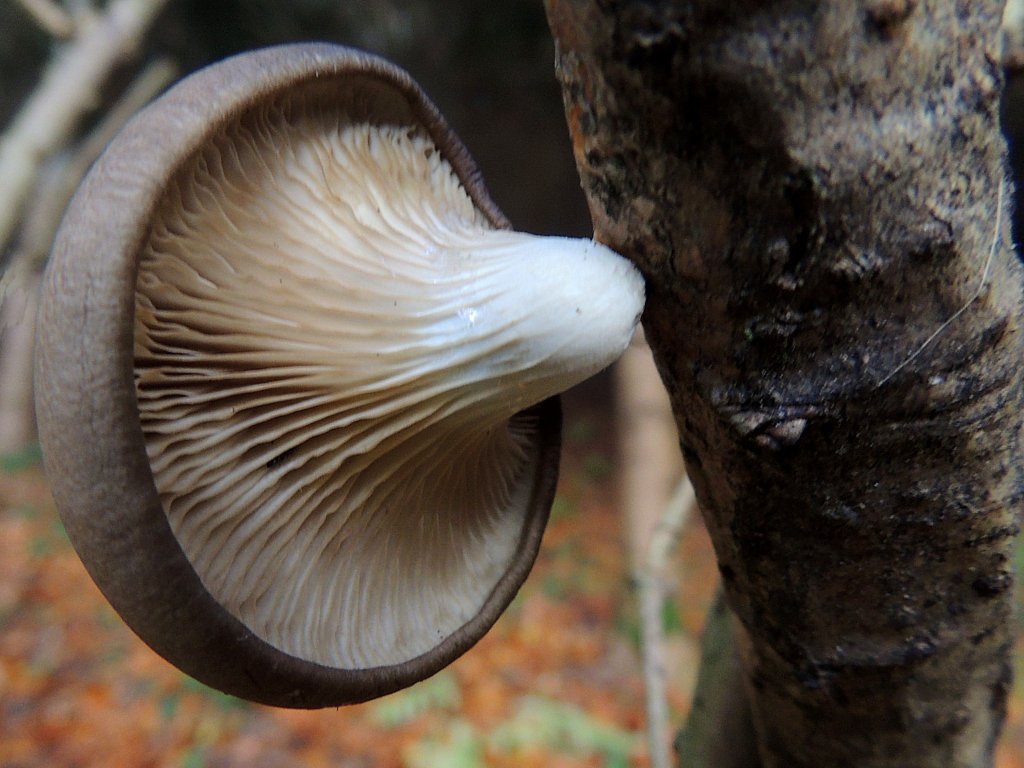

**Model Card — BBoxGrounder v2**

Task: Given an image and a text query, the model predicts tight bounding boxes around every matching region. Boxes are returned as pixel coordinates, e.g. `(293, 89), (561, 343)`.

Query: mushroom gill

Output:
(134, 89), (643, 668)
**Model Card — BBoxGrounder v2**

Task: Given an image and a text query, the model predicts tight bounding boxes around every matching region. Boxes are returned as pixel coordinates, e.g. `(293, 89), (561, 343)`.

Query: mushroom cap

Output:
(34, 44), (643, 708)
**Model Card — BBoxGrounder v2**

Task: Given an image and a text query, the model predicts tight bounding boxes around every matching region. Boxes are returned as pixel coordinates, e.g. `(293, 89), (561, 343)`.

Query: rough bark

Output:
(545, 2), (1024, 767)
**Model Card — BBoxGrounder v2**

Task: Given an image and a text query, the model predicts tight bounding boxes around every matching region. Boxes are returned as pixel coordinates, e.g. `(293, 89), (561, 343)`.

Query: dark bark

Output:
(545, 2), (1024, 766)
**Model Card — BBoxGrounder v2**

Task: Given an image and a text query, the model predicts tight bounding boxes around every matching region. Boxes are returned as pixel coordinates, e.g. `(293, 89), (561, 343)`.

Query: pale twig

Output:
(0, 0), (171, 260)
(615, 329), (688, 768)
(638, 475), (695, 768)
(0, 57), (177, 451)
(13, 0), (76, 38)
(0, 0), (170, 452)
(17, 57), (178, 268)
(876, 180), (1004, 387)
(647, 475), (695, 572)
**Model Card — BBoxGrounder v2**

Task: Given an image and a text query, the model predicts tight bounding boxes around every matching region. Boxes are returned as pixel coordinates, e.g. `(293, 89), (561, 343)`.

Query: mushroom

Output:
(34, 43), (644, 708)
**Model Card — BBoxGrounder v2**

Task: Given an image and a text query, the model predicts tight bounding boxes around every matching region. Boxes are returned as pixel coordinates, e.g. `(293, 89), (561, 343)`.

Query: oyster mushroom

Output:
(34, 43), (644, 708)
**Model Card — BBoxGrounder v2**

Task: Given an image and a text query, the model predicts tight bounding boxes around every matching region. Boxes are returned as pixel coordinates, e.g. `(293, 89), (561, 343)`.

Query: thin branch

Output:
(0, 0), (171, 453)
(616, 329), (688, 768)
(639, 475), (695, 768)
(16, 57), (178, 268)
(13, 0), (76, 39)
(0, 0), (171, 261)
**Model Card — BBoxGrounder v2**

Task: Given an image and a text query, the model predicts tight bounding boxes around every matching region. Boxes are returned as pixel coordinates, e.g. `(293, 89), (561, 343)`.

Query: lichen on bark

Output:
(545, 1), (1024, 766)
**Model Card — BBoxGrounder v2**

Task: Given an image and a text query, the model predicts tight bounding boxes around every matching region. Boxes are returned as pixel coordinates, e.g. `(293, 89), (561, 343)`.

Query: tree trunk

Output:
(544, 2), (1024, 767)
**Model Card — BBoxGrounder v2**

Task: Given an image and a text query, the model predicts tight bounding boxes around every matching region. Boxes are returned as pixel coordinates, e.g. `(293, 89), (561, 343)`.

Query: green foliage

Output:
(549, 494), (576, 521)
(1, 442), (42, 473)
(404, 720), (484, 768)
(616, 589), (685, 648)
(582, 452), (614, 481)
(490, 696), (638, 765)
(27, 536), (50, 559)
(180, 676), (250, 713)
(662, 598), (684, 635)
(160, 692), (181, 722)
(566, 416), (598, 445)
(371, 671), (461, 728)
(180, 744), (206, 768)
(541, 573), (569, 600)
(399, 695), (639, 768)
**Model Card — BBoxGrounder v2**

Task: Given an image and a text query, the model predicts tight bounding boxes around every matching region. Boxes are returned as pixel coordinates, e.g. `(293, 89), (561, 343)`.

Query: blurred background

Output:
(0, 0), (594, 238)
(1, 1), (1023, 766)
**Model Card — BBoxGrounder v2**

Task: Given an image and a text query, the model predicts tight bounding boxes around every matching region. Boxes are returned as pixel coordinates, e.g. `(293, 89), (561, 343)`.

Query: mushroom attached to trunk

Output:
(34, 43), (644, 708)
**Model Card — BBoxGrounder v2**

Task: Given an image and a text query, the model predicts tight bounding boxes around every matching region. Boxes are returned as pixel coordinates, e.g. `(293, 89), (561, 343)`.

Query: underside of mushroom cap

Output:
(35, 43), (644, 707)
(135, 115), (542, 669)
(136, 88), (643, 668)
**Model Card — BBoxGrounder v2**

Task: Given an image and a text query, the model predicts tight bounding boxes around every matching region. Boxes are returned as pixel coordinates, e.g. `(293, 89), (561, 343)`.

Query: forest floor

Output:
(1, 385), (1022, 768)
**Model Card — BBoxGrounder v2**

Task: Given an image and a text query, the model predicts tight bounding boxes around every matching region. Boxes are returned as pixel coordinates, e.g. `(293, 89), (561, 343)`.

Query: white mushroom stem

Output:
(134, 94), (644, 669)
